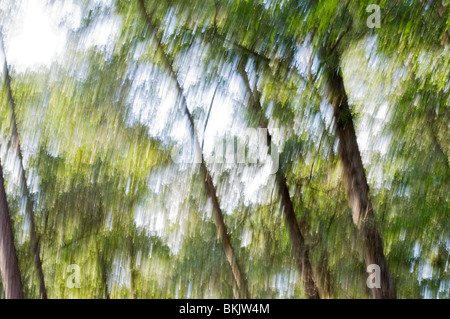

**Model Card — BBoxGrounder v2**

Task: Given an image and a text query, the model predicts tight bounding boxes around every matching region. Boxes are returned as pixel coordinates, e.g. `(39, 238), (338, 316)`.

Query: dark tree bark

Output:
(278, 176), (320, 299)
(96, 245), (110, 299)
(237, 60), (324, 299)
(0, 160), (24, 299)
(95, 202), (110, 299)
(326, 69), (396, 299)
(201, 162), (249, 298)
(138, 0), (249, 298)
(0, 34), (47, 299)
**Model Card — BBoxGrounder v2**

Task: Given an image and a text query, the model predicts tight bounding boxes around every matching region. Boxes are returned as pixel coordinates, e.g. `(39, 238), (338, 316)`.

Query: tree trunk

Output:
(1, 34), (47, 299)
(97, 248), (110, 299)
(315, 249), (333, 299)
(326, 69), (396, 299)
(0, 160), (24, 299)
(278, 176), (320, 299)
(138, 0), (249, 298)
(236, 60), (323, 299)
(200, 161), (249, 298)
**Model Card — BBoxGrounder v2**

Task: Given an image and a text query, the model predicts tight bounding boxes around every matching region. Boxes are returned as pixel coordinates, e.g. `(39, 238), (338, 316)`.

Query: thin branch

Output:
(202, 84), (219, 151)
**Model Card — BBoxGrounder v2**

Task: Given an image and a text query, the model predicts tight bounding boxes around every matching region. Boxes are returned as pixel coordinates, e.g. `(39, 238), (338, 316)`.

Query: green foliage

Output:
(0, 0), (448, 299)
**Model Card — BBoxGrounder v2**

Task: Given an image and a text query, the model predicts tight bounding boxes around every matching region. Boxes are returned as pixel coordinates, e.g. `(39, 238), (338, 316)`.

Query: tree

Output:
(0, 0), (447, 299)
(0, 32), (47, 299)
(237, 59), (323, 298)
(137, 0), (249, 298)
(0, 160), (23, 299)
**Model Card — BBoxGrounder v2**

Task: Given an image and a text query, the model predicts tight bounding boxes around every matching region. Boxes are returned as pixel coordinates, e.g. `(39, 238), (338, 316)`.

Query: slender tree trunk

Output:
(0, 160), (24, 299)
(236, 60), (325, 299)
(96, 201), (110, 299)
(0, 34), (47, 299)
(97, 248), (110, 299)
(326, 68), (396, 299)
(429, 125), (449, 168)
(129, 232), (138, 299)
(138, 0), (249, 298)
(315, 249), (333, 299)
(200, 161), (249, 298)
(278, 176), (320, 299)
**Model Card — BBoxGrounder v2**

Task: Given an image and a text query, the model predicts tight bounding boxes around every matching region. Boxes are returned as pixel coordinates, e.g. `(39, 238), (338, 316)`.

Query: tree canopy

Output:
(0, 0), (448, 299)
